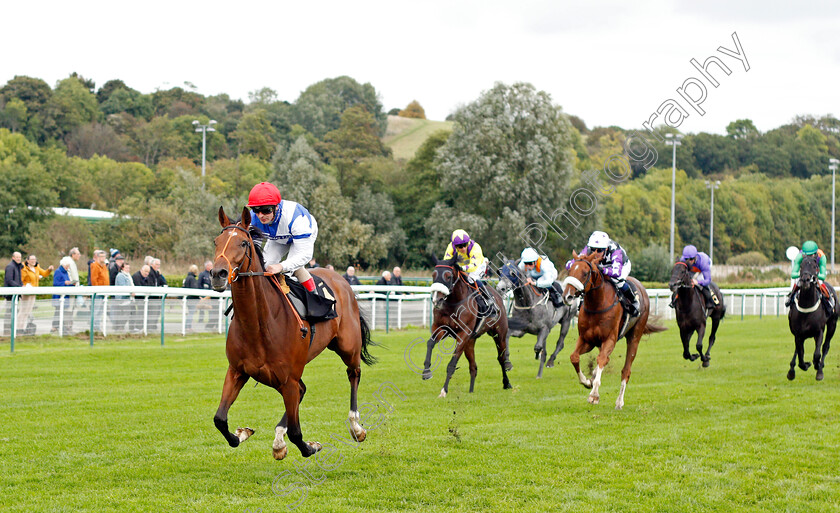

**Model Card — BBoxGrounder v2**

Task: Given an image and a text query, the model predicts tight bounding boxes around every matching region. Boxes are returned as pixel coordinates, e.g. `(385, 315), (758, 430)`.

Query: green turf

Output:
(1, 317), (839, 512)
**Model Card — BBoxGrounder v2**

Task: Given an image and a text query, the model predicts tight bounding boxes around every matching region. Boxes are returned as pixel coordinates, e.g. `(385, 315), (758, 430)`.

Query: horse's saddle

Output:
(282, 275), (338, 324)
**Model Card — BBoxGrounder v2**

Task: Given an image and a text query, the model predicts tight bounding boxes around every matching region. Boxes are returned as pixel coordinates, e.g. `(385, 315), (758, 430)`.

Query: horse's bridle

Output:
(433, 264), (462, 292)
(217, 224), (267, 283)
(568, 257), (603, 298)
(799, 256), (819, 288)
(671, 261), (693, 289)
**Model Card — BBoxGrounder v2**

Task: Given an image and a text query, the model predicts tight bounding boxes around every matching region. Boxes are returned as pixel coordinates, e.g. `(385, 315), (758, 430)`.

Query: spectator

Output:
(376, 270), (392, 286)
(148, 258), (166, 330)
(131, 265), (151, 332)
(67, 247), (81, 285)
(89, 250), (109, 331)
(343, 266), (361, 286)
(150, 258), (167, 287)
(67, 247), (83, 310)
(184, 264), (200, 331)
(197, 261), (212, 326)
(114, 261), (134, 332)
(109, 253), (124, 285)
(51, 257), (73, 333)
(90, 250), (109, 286)
(3, 252), (23, 335)
(390, 267), (404, 286)
(308, 258), (320, 268)
(325, 264), (335, 271)
(19, 254), (53, 334)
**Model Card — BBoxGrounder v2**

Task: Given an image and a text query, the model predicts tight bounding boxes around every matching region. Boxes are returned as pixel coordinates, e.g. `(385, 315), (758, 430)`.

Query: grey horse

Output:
(497, 261), (578, 379)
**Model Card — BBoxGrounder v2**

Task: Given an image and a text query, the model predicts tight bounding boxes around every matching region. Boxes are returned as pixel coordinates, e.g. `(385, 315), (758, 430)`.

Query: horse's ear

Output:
(572, 250), (578, 259)
(218, 206), (230, 228)
(241, 207), (251, 229)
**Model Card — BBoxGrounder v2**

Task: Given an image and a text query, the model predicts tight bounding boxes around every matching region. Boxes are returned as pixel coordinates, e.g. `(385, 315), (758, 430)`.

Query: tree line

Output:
(2, 73), (839, 271)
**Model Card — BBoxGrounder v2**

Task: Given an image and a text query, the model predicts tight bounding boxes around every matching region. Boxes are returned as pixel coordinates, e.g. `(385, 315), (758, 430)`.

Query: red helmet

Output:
(247, 182), (282, 207)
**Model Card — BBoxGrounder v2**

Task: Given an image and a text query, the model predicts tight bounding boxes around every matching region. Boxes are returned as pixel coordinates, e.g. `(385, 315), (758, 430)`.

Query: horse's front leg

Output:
(797, 335), (812, 371)
(492, 330), (513, 389)
(589, 337), (617, 405)
(439, 334), (468, 398)
(819, 318), (836, 381)
(547, 310), (572, 368)
(680, 326), (700, 361)
(535, 326), (550, 379)
(569, 337), (594, 389)
(273, 380), (309, 460)
(422, 327), (447, 380)
(788, 336), (801, 380)
(213, 366), (252, 448)
(695, 322), (709, 368)
(281, 378), (321, 457)
(706, 315), (722, 364)
(812, 329), (825, 381)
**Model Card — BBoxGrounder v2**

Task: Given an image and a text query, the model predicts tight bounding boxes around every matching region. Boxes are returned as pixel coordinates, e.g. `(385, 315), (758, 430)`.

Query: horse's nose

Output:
(563, 293), (574, 305)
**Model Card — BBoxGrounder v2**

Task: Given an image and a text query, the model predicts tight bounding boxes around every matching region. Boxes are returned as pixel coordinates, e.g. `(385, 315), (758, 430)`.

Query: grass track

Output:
(1, 318), (839, 512)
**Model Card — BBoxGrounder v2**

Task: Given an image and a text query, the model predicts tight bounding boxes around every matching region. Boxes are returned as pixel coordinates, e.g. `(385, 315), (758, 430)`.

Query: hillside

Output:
(382, 115), (453, 161)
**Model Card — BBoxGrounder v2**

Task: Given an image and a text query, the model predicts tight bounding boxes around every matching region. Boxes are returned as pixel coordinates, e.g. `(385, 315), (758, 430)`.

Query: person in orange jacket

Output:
(18, 254), (53, 333)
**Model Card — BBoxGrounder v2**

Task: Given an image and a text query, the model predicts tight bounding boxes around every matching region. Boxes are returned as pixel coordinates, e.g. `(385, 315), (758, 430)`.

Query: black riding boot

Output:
(475, 280), (492, 316)
(619, 283), (639, 317)
(549, 284), (563, 308)
(701, 286), (715, 309)
(785, 285), (797, 308)
(669, 292), (677, 309)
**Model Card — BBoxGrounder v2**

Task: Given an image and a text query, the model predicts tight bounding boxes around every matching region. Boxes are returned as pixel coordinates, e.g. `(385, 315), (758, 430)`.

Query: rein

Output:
(570, 258), (618, 314)
(218, 224), (309, 337)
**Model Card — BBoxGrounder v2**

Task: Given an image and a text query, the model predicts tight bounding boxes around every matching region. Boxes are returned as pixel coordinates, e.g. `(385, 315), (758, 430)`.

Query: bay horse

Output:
(496, 260), (578, 379)
(421, 256), (512, 397)
(210, 207), (375, 460)
(562, 251), (666, 409)
(787, 254), (838, 381)
(668, 261), (726, 367)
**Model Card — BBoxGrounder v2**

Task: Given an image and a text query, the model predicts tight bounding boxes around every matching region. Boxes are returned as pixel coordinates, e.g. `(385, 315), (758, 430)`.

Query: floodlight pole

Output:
(192, 119), (217, 177)
(665, 133), (683, 263)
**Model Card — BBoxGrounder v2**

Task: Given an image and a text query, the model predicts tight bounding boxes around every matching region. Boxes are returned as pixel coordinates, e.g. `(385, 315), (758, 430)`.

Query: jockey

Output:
(443, 229), (492, 314)
(669, 245), (715, 309)
(566, 230), (639, 317)
(518, 247), (563, 308)
(247, 182), (318, 293)
(785, 240), (831, 308)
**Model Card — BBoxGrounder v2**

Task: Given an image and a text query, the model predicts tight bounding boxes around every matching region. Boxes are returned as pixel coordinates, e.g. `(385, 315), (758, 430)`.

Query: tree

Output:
(65, 122), (130, 160)
(270, 136), (330, 205)
(208, 155), (271, 203)
(691, 133), (737, 175)
(726, 119), (759, 140)
(790, 124), (828, 178)
(353, 185), (406, 266)
(434, 82), (575, 256)
(231, 109), (276, 159)
(398, 100), (426, 119)
(47, 77), (101, 139)
(0, 129), (58, 254)
(0, 75), (52, 142)
(100, 87), (154, 120)
(293, 76), (387, 138)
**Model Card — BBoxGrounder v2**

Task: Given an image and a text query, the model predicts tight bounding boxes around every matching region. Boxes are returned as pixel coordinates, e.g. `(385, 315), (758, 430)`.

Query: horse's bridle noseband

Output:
(671, 261), (693, 289)
(568, 258), (603, 297)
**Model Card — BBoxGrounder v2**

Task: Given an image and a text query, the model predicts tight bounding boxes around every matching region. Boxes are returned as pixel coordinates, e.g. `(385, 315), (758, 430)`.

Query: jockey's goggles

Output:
(591, 247), (605, 253)
(251, 205), (275, 215)
(455, 243), (468, 249)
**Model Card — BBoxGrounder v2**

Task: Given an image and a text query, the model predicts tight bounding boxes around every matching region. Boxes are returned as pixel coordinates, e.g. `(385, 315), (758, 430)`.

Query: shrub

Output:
(633, 243), (671, 282)
(727, 251), (770, 266)
(398, 100), (426, 119)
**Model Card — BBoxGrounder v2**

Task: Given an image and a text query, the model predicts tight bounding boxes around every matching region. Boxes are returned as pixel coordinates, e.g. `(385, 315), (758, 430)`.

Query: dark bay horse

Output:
(562, 251), (666, 409)
(787, 254), (838, 381)
(668, 261), (726, 367)
(210, 207), (375, 460)
(497, 261), (578, 379)
(421, 256), (512, 397)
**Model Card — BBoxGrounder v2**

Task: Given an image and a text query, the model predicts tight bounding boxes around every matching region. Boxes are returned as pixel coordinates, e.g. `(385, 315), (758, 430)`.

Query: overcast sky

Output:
(4, 0), (839, 135)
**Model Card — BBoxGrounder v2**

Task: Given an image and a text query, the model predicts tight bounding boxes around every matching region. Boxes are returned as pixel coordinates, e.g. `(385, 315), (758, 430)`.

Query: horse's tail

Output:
(643, 315), (668, 335)
(359, 312), (377, 366)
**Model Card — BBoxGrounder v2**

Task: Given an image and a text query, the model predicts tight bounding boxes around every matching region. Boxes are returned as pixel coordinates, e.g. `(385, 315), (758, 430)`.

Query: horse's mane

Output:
(438, 255), (461, 271)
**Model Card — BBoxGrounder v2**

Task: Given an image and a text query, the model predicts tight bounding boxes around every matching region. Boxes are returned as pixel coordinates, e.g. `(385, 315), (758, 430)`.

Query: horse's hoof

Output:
(689, 354), (700, 362)
(273, 445), (288, 460)
(787, 370), (795, 381)
(546, 360), (555, 368)
(702, 360), (710, 368)
(305, 441), (322, 456)
(235, 427), (254, 443)
(504, 361), (513, 371)
(503, 382), (513, 389)
(816, 370), (824, 381)
(534, 353), (540, 360)
(438, 389), (447, 398)
(581, 381), (593, 390)
(615, 401), (624, 410)
(800, 362), (812, 371)
(587, 395), (599, 405)
(422, 369), (432, 380)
